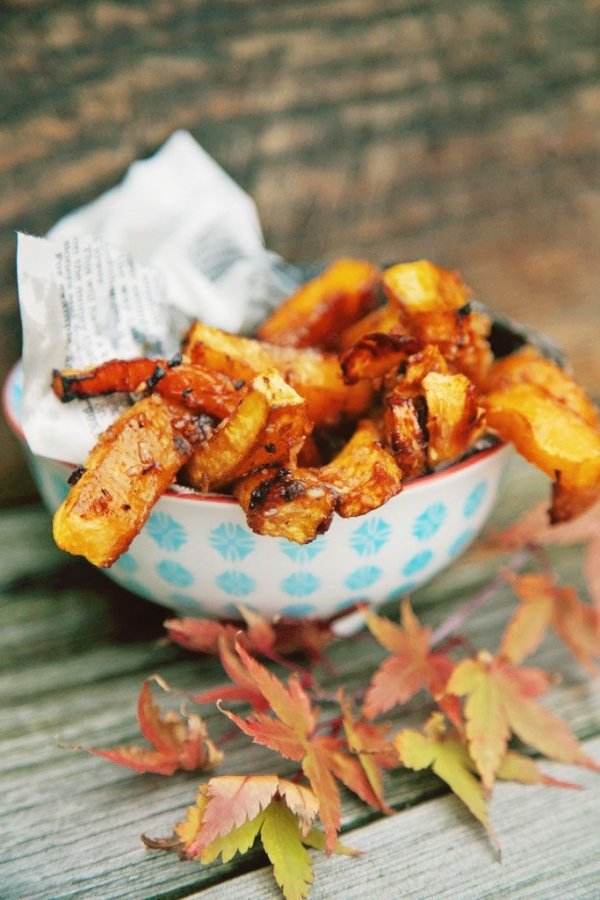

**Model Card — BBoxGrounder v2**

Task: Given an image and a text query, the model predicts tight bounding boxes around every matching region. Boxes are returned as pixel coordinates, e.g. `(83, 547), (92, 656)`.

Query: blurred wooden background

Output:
(1, 0), (599, 504)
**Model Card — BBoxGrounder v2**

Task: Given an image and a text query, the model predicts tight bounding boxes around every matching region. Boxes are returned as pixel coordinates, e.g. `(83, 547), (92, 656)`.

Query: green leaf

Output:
(260, 800), (313, 900)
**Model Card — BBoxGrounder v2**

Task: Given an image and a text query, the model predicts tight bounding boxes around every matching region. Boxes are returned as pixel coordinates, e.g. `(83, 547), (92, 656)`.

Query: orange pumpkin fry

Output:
(339, 303), (406, 351)
(484, 383), (600, 490)
(53, 358), (165, 401)
(234, 466), (337, 544)
(486, 347), (599, 428)
(382, 260), (470, 315)
(257, 258), (380, 350)
(185, 322), (372, 426)
(53, 395), (205, 568)
(185, 369), (311, 492)
(423, 371), (485, 466)
(316, 419), (403, 517)
(52, 358), (244, 420)
(340, 333), (422, 384)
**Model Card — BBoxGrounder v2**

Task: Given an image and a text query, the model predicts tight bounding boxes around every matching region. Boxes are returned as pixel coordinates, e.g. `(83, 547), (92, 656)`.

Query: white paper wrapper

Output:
(17, 131), (304, 463)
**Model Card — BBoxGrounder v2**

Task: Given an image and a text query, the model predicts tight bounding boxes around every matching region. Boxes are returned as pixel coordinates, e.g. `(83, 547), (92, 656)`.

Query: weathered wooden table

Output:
(2, 455), (599, 899)
(2, 1), (600, 896)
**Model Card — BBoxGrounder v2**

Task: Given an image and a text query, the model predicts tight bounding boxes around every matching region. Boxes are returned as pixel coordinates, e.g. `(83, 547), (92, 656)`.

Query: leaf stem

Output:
(430, 547), (532, 648)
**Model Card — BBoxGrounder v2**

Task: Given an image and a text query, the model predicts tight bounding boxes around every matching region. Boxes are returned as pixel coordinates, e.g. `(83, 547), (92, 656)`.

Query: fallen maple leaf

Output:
(501, 572), (600, 673)
(363, 599), (460, 725)
(446, 651), (600, 789)
(73, 676), (223, 775)
(395, 713), (577, 845)
(144, 775), (357, 900)
(165, 604), (338, 665)
(496, 499), (600, 610)
(221, 644), (391, 852)
(338, 690), (397, 813)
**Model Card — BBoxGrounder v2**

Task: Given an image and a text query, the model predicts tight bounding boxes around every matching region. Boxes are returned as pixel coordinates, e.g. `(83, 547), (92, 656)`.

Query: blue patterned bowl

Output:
(3, 361), (510, 619)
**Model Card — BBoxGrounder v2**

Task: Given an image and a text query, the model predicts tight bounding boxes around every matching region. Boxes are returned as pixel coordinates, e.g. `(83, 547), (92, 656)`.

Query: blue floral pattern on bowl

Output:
(146, 512), (188, 551)
(464, 481), (488, 518)
(344, 565), (382, 590)
(412, 502), (447, 540)
(280, 536), (326, 563)
(350, 518), (391, 556)
(156, 560), (194, 587)
(449, 528), (475, 557)
(403, 550), (433, 576)
(281, 572), (321, 597)
(216, 570), (256, 596)
(209, 523), (256, 561)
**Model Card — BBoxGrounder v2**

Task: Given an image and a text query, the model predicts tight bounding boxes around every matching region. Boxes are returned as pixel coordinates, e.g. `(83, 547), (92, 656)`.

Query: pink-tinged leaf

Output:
(364, 600), (456, 719)
(165, 617), (235, 654)
(193, 636), (270, 711)
(277, 780), (320, 836)
(221, 708), (305, 761)
(189, 775), (279, 853)
(235, 644), (316, 734)
(85, 745), (179, 775)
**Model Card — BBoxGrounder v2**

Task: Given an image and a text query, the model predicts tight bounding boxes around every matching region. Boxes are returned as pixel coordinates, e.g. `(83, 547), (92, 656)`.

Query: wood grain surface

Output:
(1, 0), (599, 503)
(2, 455), (600, 899)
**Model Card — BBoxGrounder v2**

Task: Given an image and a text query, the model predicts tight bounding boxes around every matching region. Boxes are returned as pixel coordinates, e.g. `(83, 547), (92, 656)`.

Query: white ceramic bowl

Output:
(3, 362), (510, 619)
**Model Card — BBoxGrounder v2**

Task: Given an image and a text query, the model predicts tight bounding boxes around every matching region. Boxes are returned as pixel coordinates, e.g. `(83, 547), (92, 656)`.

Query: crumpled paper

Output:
(17, 130), (303, 463)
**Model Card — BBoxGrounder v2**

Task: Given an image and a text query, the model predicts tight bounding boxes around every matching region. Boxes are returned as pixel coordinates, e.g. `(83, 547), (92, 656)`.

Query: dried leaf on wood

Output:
(75, 677), (222, 775)
(146, 775), (357, 900)
(501, 572), (600, 673)
(165, 603), (338, 664)
(363, 599), (460, 724)
(446, 651), (600, 789)
(221, 644), (391, 852)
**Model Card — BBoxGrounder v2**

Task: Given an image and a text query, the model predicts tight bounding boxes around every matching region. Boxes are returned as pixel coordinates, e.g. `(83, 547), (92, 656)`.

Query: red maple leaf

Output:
(74, 677), (222, 775)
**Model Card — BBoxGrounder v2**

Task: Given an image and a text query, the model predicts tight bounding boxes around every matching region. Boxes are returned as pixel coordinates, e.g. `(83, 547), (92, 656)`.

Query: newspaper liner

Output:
(17, 130), (304, 464)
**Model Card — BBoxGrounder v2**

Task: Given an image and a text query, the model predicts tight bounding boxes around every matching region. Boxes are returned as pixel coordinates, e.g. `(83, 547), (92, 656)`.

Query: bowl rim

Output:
(2, 359), (507, 506)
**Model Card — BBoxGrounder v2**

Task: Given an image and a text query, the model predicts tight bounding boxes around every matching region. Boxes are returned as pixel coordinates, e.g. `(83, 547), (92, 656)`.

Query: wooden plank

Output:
(199, 735), (600, 900)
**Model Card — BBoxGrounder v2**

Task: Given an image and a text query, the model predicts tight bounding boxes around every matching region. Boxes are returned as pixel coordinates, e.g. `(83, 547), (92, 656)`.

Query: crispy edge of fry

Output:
(185, 322), (372, 426)
(484, 383), (600, 489)
(422, 371), (486, 467)
(340, 333), (423, 384)
(52, 395), (204, 567)
(52, 358), (163, 401)
(257, 258), (380, 349)
(339, 303), (406, 351)
(550, 476), (600, 524)
(382, 393), (428, 479)
(234, 465), (337, 543)
(316, 419), (403, 517)
(185, 368), (311, 491)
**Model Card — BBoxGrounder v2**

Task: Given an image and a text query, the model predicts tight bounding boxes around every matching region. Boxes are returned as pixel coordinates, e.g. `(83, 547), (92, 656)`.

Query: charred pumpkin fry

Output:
(316, 419), (403, 517)
(52, 357), (244, 420)
(257, 258), (380, 349)
(423, 371), (485, 467)
(53, 395), (208, 567)
(339, 302), (405, 351)
(382, 394), (428, 479)
(185, 369), (311, 491)
(234, 466), (337, 543)
(340, 333), (422, 384)
(185, 322), (372, 426)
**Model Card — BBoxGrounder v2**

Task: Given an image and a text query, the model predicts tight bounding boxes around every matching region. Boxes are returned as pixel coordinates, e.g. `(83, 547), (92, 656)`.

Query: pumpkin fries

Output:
(50, 258), (600, 565)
